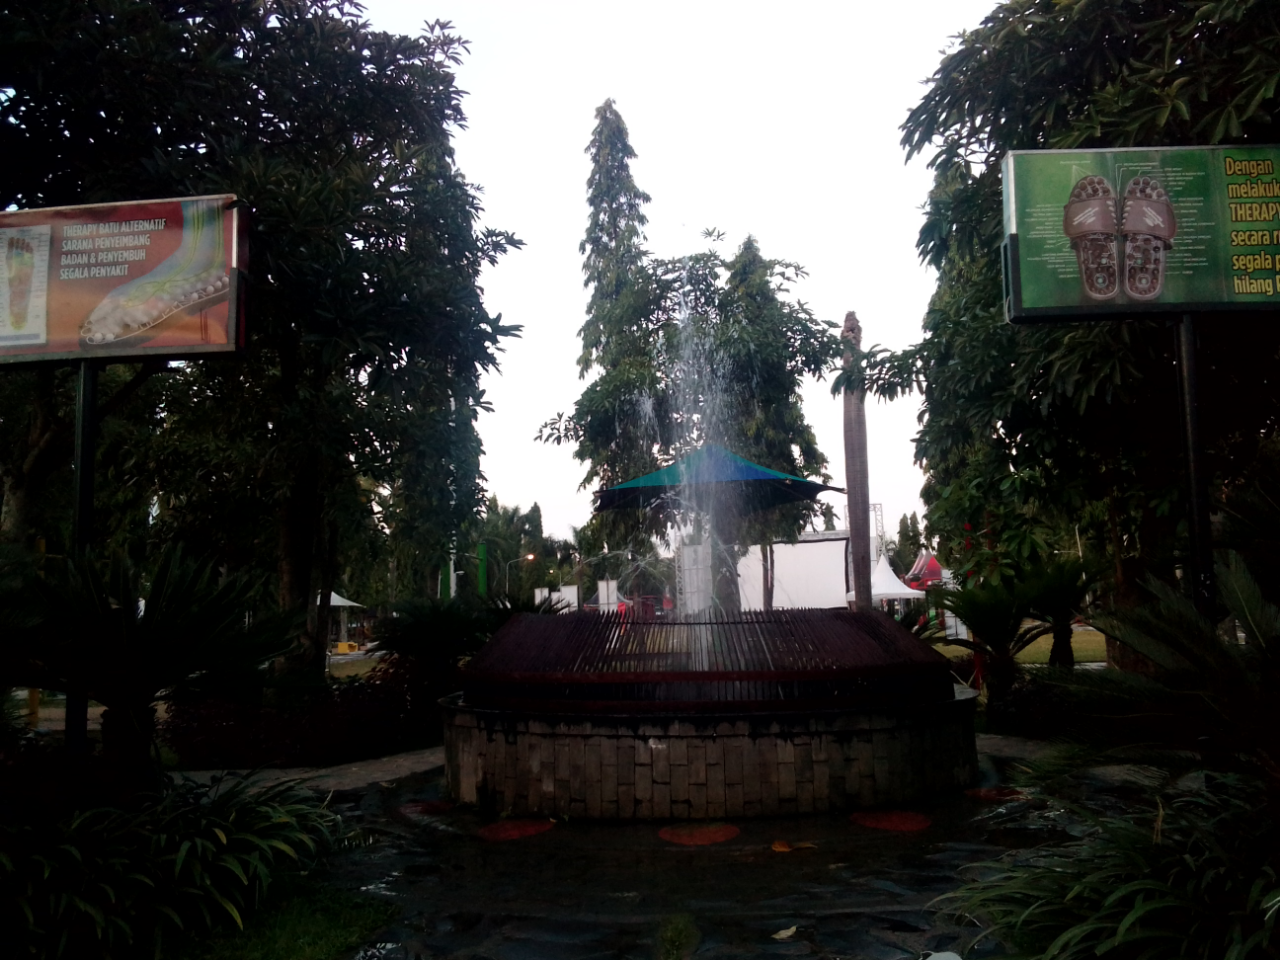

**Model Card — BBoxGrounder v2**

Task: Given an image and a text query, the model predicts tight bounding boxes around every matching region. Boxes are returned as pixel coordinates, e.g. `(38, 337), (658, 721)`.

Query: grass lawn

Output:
(176, 875), (397, 960)
(935, 629), (1108, 664)
(328, 656), (380, 680)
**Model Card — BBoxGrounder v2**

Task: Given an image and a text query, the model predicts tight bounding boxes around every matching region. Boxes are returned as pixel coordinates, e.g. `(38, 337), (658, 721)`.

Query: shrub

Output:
(0, 774), (343, 959)
(940, 775), (1280, 960)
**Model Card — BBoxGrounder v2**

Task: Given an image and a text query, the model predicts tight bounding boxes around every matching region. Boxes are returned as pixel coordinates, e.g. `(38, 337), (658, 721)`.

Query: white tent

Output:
(870, 554), (925, 601)
(318, 591), (363, 607)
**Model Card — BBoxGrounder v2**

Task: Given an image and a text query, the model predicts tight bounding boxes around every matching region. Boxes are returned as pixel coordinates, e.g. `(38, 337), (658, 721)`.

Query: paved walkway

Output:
(177, 746), (445, 792)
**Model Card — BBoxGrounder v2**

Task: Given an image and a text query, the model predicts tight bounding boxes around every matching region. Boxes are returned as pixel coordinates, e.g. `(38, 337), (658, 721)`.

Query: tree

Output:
(0, 3), (520, 675)
(891, 512), (925, 576)
(1, 546), (292, 781)
(1024, 558), (1096, 669)
(933, 579), (1051, 706)
(856, 0), (1280, 591)
(540, 101), (840, 607)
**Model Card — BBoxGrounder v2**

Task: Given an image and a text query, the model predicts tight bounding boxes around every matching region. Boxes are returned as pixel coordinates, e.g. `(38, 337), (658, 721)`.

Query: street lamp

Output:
(505, 553), (535, 597)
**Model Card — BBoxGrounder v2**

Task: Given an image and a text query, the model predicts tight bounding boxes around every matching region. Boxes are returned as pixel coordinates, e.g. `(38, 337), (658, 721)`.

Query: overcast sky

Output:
(361, 0), (997, 541)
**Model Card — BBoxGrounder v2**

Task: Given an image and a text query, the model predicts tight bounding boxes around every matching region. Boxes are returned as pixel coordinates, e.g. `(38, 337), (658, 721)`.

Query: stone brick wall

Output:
(441, 688), (978, 818)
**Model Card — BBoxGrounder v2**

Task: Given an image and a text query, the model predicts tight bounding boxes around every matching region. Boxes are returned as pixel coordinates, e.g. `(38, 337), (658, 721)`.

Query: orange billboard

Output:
(0, 195), (244, 363)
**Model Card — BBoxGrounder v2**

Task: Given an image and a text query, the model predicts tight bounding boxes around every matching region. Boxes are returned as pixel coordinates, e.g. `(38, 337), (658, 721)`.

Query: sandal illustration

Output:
(1063, 176), (1119, 301)
(1119, 176), (1176, 301)
(81, 198), (229, 346)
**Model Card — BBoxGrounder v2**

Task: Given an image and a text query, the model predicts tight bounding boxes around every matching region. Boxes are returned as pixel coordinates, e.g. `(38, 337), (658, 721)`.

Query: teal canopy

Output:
(594, 444), (843, 515)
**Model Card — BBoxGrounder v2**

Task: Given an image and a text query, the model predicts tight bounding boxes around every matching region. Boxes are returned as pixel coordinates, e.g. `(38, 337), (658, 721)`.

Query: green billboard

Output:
(1002, 145), (1280, 321)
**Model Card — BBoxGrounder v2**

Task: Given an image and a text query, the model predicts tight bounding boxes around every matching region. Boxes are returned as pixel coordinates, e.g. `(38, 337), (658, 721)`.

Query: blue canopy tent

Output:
(594, 444), (843, 516)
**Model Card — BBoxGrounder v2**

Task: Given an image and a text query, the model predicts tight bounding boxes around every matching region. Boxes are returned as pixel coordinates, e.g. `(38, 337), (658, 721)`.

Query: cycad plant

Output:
(1, 545), (295, 782)
(1092, 552), (1280, 786)
(1023, 558), (1095, 669)
(932, 578), (1051, 705)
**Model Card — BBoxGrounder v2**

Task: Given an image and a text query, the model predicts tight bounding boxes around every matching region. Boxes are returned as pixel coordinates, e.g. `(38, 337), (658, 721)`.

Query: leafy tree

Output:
(0, 3), (520, 675)
(855, 0), (1280, 591)
(891, 511), (926, 575)
(541, 101), (840, 606)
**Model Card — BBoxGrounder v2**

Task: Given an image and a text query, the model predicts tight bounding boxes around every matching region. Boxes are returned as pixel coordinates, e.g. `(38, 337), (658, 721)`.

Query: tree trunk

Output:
(842, 311), (873, 612)
(100, 702), (160, 788)
(761, 541), (774, 611)
(276, 450), (324, 681)
(1048, 620), (1075, 669)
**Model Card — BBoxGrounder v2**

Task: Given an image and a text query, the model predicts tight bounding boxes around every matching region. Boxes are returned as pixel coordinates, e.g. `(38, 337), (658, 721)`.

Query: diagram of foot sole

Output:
(80, 199), (228, 346)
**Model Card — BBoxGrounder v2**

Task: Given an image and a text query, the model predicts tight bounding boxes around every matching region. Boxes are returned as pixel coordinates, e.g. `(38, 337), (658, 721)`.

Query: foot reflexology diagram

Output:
(0, 195), (240, 362)
(80, 198), (229, 346)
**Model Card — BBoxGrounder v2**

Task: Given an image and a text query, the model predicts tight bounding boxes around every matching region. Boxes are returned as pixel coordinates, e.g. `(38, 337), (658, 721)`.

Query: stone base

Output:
(440, 688), (978, 818)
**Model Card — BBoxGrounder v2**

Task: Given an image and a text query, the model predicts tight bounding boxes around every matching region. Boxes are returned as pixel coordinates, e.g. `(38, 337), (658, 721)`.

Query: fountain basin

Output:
(442, 690), (977, 818)
(442, 609), (978, 818)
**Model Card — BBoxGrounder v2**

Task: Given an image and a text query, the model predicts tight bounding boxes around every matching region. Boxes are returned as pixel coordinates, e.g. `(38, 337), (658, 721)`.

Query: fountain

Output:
(442, 289), (978, 818)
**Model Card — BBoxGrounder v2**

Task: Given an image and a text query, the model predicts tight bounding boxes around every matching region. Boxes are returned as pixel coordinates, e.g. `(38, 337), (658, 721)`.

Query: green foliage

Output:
(541, 102), (840, 562)
(940, 775), (1280, 960)
(174, 874), (396, 960)
(932, 577), (1053, 703)
(0, 775), (345, 960)
(455, 498), (575, 603)
(858, 0), (1280, 584)
(0, 545), (294, 775)
(1092, 552), (1280, 782)
(0, 3), (520, 672)
(1024, 559), (1096, 669)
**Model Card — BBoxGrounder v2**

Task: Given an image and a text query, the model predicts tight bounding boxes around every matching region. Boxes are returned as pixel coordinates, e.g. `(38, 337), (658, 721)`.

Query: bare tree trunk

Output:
(842, 311), (873, 612)
(1048, 620), (1075, 669)
(761, 541), (774, 611)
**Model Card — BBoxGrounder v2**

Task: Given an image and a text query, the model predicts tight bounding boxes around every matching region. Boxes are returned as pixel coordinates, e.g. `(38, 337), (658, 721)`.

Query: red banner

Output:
(0, 195), (244, 363)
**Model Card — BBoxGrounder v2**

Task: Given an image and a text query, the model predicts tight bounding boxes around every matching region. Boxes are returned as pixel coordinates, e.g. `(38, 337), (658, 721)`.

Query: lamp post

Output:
(506, 553), (535, 597)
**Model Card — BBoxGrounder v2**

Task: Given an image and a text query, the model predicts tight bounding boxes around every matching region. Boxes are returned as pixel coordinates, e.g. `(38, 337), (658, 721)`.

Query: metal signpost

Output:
(1002, 145), (1280, 612)
(0, 194), (246, 750)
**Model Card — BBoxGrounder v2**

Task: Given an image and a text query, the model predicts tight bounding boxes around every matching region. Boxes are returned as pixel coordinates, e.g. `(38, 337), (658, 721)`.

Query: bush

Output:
(0, 774), (344, 959)
(940, 775), (1280, 960)
(160, 596), (534, 769)
(160, 670), (418, 770)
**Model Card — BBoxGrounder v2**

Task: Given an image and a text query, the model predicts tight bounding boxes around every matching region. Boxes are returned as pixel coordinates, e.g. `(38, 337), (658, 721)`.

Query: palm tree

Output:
(842, 311), (872, 612)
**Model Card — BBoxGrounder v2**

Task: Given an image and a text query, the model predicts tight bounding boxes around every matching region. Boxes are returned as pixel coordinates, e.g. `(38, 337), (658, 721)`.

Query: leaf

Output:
(771, 926), (797, 940)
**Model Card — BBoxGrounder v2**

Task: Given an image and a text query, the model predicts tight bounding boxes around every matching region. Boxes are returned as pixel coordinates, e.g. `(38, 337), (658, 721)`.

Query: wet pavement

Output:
(317, 747), (1072, 960)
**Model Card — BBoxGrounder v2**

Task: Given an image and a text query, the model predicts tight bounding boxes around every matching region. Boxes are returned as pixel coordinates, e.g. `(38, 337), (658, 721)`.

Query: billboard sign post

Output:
(999, 147), (1280, 614)
(0, 194), (244, 363)
(0, 194), (246, 753)
(1002, 145), (1280, 322)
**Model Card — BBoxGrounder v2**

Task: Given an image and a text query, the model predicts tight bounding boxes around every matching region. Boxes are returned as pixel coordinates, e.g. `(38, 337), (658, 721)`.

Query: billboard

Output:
(1002, 145), (1280, 321)
(0, 195), (244, 362)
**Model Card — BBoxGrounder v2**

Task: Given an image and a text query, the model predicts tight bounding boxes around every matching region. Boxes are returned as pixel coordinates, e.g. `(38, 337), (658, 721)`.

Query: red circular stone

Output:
(850, 810), (932, 832)
(478, 819), (555, 841)
(658, 823), (741, 846)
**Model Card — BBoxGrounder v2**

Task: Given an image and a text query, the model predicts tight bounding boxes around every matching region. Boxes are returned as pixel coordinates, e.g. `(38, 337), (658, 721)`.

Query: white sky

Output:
(362, 0), (996, 541)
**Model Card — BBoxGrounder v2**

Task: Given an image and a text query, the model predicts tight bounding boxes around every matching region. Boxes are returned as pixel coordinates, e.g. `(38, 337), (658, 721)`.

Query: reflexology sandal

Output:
(1120, 176), (1177, 301)
(1063, 176), (1120, 300)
